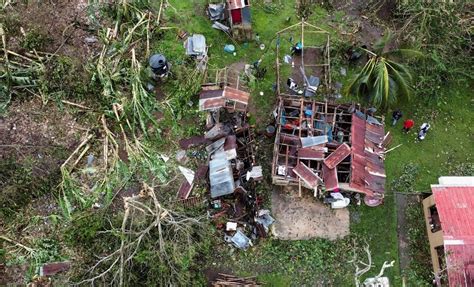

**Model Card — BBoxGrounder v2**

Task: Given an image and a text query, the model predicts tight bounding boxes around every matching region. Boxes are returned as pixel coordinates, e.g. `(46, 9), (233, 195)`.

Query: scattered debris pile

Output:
(211, 273), (261, 287)
(271, 97), (390, 206)
(178, 81), (273, 249)
(184, 34), (208, 71)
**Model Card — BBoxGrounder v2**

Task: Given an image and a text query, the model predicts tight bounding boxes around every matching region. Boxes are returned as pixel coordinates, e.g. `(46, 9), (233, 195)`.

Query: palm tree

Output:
(345, 32), (423, 110)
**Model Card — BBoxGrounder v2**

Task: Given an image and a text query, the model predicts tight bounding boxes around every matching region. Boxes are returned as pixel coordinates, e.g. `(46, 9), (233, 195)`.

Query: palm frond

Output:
(373, 30), (393, 55)
(382, 49), (425, 60)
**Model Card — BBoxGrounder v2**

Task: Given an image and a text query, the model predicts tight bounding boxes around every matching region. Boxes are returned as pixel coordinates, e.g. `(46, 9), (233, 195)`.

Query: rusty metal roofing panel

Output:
(293, 162), (322, 189)
(280, 134), (301, 146)
(199, 88), (224, 111)
(199, 97), (225, 111)
(179, 135), (211, 149)
(178, 180), (193, 199)
(298, 147), (325, 160)
(322, 163), (339, 191)
(223, 86), (250, 105)
(324, 143), (351, 169)
(366, 121), (384, 135)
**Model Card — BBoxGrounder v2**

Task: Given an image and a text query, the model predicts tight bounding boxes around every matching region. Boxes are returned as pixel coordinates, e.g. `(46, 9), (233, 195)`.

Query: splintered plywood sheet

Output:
(271, 188), (349, 240)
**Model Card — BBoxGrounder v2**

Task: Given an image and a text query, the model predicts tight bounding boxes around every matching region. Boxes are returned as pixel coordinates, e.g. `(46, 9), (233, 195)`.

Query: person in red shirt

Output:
(403, 119), (414, 133)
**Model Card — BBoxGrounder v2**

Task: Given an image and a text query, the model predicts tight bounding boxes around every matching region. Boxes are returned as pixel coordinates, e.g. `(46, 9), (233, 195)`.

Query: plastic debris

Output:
(224, 44), (235, 53)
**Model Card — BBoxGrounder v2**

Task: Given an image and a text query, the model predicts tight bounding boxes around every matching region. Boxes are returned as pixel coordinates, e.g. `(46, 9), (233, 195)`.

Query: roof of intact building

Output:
(431, 177), (474, 287)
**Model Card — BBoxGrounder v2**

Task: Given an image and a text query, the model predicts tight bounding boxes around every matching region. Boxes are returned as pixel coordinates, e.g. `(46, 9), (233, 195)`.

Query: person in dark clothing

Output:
(392, 109), (403, 126)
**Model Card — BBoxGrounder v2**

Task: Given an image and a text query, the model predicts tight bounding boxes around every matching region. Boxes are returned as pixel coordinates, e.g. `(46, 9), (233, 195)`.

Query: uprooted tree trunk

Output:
(76, 183), (204, 286)
(349, 240), (395, 287)
(349, 240), (373, 287)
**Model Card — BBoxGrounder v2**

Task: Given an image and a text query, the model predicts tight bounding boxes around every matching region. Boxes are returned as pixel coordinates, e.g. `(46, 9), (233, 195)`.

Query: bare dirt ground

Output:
(271, 187), (350, 240)
(4, 0), (100, 60)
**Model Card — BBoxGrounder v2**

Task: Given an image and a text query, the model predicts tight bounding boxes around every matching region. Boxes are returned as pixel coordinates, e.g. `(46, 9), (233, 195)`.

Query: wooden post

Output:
(301, 20), (305, 77)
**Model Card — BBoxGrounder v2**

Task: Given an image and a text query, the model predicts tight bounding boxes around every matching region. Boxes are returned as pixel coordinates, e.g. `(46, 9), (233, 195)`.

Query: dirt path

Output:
(396, 192), (419, 272)
(271, 188), (349, 240)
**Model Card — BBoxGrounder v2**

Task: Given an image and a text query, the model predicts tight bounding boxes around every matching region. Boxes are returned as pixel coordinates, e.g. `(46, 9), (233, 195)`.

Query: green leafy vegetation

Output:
(345, 32), (422, 110)
(1, 0), (472, 286)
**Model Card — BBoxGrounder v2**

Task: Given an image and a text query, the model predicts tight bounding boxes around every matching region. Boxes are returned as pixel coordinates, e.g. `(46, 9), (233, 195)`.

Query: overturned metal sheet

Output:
(323, 143), (351, 169)
(293, 162), (322, 189)
(298, 147), (325, 160)
(322, 163), (339, 191)
(185, 34), (206, 56)
(300, 135), (328, 148)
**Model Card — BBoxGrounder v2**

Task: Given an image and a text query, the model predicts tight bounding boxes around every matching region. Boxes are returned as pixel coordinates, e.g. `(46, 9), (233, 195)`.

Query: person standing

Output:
(392, 109), (403, 126)
(403, 119), (414, 133)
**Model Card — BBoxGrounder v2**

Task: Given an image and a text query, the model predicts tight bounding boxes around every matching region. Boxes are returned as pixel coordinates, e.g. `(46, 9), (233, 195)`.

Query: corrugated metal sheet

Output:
(223, 86), (249, 104)
(298, 147), (325, 160)
(199, 86), (249, 112)
(324, 143), (351, 169)
(209, 152), (235, 198)
(293, 162), (322, 189)
(432, 185), (474, 287)
(322, 163), (339, 191)
(199, 88), (225, 111)
(300, 135), (328, 148)
(349, 113), (386, 197)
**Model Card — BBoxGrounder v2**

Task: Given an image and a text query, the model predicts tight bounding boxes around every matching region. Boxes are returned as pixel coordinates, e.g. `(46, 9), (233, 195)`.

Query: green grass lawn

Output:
(151, 1), (473, 285)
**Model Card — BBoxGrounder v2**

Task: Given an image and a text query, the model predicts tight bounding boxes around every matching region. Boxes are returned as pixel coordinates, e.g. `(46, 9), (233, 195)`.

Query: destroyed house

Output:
(271, 21), (388, 205)
(271, 97), (388, 205)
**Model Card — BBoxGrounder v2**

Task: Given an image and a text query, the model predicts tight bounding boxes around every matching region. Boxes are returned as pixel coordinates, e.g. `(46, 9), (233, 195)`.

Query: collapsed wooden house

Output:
(272, 21), (389, 206)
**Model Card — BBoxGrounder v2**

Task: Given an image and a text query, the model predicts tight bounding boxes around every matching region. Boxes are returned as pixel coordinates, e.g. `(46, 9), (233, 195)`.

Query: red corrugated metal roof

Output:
(322, 163), (339, 191)
(298, 147), (325, 160)
(324, 143), (351, 169)
(432, 186), (474, 287)
(349, 113), (385, 197)
(293, 162), (321, 189)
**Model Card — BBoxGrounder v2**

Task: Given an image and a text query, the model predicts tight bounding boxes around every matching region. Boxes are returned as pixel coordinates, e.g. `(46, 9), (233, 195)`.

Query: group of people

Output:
(392, 109), (430, 141)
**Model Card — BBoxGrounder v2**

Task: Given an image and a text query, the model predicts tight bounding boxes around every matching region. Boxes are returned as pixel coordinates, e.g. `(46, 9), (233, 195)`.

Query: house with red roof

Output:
(422, 176), (474, 287)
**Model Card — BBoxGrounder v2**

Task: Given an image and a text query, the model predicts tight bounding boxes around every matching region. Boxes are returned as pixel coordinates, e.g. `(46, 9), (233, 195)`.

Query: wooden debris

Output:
(212, 273), (261, 287)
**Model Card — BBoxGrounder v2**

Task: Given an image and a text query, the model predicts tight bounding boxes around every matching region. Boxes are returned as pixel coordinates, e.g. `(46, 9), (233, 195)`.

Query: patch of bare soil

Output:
(4, 0), (100, 61)
(0, 98), (85, 162)
(329, 0), (387, 47)
(271, 187), (349, 240)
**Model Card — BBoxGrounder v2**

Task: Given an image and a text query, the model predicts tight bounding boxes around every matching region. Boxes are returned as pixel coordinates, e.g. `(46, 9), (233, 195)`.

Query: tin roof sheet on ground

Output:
(324, 143), (351, 169)
(432, 183), (474, 287)
(209, 152), (235, 198)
